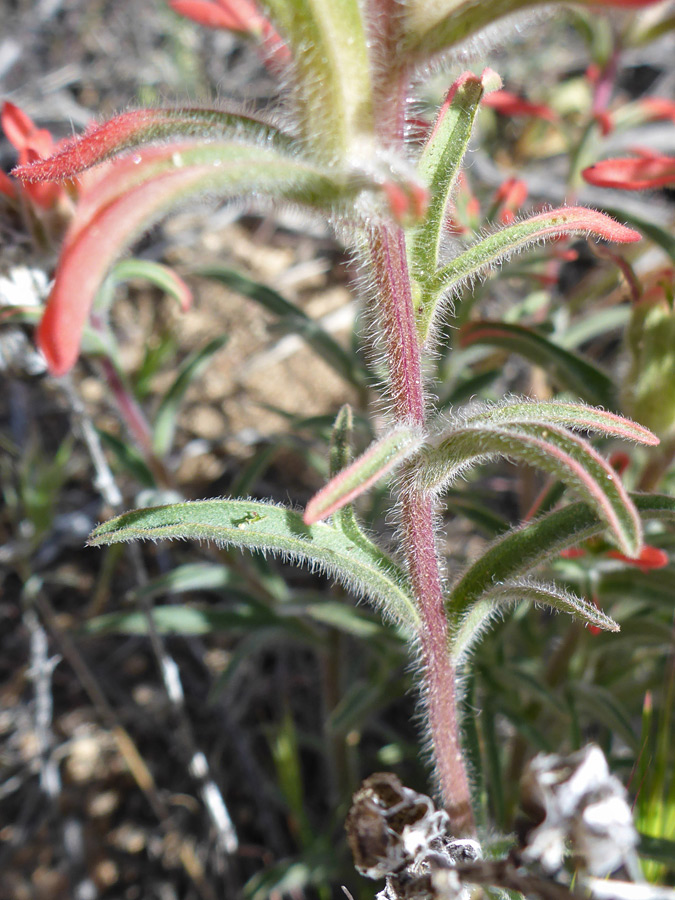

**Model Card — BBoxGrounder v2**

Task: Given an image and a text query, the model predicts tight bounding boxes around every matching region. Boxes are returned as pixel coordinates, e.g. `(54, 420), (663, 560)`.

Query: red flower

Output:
(482, 90), (557, 123)
(1, 102), (64, 209)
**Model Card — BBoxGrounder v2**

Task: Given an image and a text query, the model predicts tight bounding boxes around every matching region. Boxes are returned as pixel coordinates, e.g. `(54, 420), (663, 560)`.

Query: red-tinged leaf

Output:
(20, 147), (63, 210)
(607, 545), (668, 571)
(465, 399), (658, 446)
(482, 89), (557, 122)
(35, 139), (382, 375)
(303, 426), (424, 525)
(37, 166), (216, 375)
(418, 422), (642, 556)
(419, 207), (641, 345)
(13, 106), (289, 184)
(582, 155), (675, 190)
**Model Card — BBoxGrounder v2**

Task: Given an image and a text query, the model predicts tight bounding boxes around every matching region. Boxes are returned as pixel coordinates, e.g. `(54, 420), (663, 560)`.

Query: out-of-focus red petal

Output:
(609, 451), (631, 476)
(0, 170), (16, 199)
(640, 97), (675, 123)
(583, 155), (675, 190)
(483, 90), (557, 123)
(493, 176), (528, 223)
(560, 547), (588, 559)
(594, 110), (614, 137)
(1, 101), (38, 149)
(607, 545), (669, 571)
(169, 0), (251, 32)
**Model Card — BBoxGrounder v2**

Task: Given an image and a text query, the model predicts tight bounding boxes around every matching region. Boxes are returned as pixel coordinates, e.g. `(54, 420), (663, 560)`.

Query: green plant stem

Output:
(369, 221), (475, 836)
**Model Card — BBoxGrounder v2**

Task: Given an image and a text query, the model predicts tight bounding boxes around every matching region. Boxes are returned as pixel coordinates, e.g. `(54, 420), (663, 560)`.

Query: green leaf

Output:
(460, 320), (615, 407)
(444, 490), (510, 537)
(260, 0), (373, 158)
(638, 833), (675, 866)
(421, 206), (639, 346)
(152, 335), (228, 457)
(198, 265), (364, 388)
(464, 398), (657, 446)
(300, 601), (386, 638)
(330, 404), (353, 477)
(446, 493), (675, 631)
(128, 561), (246, 601)
(451, 579), (618, 663)
(419, 422), (641, 556)
(402, 0), (653, 60)
(96, 427), (157, 488)
(411, 71), (492, 279)
(108, 258), (192, 312)
(88, 499), (419, 631)
(304, 425), (423, 525)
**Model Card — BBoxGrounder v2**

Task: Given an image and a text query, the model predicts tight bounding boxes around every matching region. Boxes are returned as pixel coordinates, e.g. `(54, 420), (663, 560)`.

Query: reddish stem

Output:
(369, 219), (475, 835)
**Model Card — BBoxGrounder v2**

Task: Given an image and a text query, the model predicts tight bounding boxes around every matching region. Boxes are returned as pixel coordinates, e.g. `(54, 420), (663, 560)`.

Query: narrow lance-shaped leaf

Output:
(12, 106), (294, 184)
(464, 398), (658, 446)
(410, 69), (499, 278)
(330, 404), (354, 477)
(322, 405), (399, 578)
(88, 499), (419, 631)
(416, 207), (640, 343)
(460, 321), (616, 409)
(401, 0), (662, 62)
(418, 422), (642, 556)
(450, 579), (620, 664)
(258, 0), (373, 159)
(153, 336), (229, 457)
(446, 493), (675, 629)
(107, 259), (192, 312)
(32, 140), (388, 376)
(304, 425), (424, 525)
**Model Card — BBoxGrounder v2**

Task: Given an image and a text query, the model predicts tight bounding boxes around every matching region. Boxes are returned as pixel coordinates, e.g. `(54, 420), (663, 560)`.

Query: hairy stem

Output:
(369, 220), (475, 835)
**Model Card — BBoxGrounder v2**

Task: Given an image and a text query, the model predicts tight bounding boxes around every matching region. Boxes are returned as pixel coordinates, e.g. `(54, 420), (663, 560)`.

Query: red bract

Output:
(582, 154), (675, 190)
(482, 90), (557, 123)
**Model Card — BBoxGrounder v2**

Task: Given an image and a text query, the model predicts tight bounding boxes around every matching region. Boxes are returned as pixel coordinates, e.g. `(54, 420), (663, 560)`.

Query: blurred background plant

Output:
(1, 1), (675, 898)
